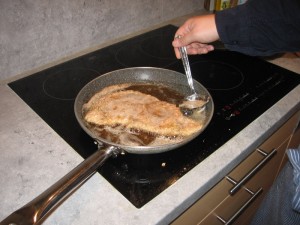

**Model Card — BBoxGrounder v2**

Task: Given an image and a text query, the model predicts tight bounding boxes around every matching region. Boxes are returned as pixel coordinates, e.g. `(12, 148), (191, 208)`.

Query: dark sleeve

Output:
(215, 0), (300, 56)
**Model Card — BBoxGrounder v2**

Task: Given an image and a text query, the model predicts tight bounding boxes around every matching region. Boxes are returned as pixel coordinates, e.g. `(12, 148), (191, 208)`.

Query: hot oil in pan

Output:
(125, 83), (183, 104)
(84, 83), (207, 146)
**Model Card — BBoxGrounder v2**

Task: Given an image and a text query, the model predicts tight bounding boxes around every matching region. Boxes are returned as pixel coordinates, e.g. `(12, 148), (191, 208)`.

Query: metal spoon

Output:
(176, 37), (209, 116)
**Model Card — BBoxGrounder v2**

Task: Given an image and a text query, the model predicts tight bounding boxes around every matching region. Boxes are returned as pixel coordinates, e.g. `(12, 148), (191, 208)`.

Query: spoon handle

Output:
(178, 45), (197, 96)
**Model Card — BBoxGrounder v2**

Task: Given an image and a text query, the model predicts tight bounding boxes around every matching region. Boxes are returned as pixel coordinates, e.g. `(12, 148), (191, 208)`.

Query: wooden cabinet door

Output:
(170, 179), (232, 225)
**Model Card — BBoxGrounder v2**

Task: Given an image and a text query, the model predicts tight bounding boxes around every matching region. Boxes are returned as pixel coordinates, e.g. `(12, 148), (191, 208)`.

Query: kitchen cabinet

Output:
(171, 110), (300, 225)
(288, 114), (300, 149)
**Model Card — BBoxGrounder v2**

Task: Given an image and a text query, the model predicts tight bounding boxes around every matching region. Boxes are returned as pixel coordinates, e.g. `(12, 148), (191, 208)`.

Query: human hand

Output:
(172, 14), (219, 58)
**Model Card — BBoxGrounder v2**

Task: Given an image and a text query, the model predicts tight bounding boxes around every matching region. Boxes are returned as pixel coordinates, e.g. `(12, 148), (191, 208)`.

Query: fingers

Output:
(186, 44), (214, 56)
(172, 38), (214, 59)
(189, 43), (215, 53)
(172, 36), (185, 58)
(172, 33), (189, 48)
(174, 48), (181, 59)
(173, 45), (214, 59)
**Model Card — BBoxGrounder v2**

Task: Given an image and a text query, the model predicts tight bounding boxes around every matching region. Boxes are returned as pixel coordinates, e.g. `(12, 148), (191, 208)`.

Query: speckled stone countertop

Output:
(0, 15), (300, 225)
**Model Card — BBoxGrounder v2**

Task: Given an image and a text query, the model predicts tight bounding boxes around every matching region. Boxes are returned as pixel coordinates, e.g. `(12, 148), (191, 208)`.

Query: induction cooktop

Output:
(8, 25), (300, 208)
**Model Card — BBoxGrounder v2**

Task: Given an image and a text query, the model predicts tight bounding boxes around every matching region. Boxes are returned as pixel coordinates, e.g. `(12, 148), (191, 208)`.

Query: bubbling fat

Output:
(83, 83), (206, 146)
(86, 124), (186, 146)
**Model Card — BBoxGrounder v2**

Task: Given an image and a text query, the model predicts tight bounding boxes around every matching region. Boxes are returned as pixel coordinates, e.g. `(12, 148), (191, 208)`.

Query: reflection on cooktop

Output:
(43, 68), (100, 100)
(115, 31), (177, 67)
(140, 34), (176, 59)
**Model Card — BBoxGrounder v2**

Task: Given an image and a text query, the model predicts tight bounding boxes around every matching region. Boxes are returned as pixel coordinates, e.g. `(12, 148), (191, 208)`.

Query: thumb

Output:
(174, 34), (193, 48)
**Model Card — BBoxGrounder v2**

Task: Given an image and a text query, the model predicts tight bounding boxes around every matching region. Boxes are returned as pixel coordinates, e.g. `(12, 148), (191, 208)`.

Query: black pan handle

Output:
(0, 146), (119, 225)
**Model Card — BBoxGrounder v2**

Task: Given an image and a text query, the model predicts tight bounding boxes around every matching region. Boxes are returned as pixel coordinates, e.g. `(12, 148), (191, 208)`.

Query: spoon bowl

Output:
(179, 94), (209, 118)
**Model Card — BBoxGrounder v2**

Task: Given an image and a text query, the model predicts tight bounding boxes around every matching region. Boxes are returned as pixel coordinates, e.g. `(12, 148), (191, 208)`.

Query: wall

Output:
(0, 0), (203, 81)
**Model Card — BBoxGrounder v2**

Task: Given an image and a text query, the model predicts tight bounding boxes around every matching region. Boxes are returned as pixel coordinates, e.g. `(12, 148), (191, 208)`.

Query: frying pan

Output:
(0, 67), (214, 225)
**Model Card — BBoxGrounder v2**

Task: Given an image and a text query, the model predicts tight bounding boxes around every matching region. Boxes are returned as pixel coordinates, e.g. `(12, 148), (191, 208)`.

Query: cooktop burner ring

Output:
(43, 68), (100, 100)
(191, 60), (244, 91)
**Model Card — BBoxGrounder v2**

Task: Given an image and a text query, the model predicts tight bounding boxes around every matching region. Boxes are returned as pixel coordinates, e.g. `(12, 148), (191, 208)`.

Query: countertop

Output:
(0, 12), (300, 225)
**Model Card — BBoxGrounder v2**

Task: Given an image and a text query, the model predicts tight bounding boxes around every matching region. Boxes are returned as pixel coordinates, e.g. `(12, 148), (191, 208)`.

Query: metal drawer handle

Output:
(226, 148), (277, 195)
(216, 187), (263, 225)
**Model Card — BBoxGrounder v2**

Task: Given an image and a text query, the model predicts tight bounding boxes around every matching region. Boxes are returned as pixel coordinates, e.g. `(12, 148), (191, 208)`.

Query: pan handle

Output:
(0, 146), (119, 225)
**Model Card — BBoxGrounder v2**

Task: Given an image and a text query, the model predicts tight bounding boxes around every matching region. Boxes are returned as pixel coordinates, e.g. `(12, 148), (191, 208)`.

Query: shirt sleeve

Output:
(215, 0), (300, 56)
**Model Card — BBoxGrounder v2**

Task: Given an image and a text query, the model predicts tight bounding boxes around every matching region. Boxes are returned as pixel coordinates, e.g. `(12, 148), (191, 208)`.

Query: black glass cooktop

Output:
(8, 25), (300, 208)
